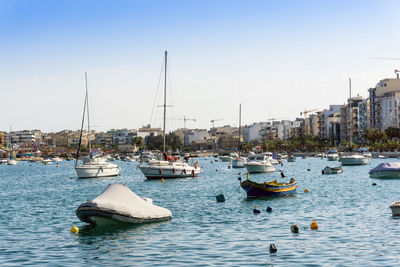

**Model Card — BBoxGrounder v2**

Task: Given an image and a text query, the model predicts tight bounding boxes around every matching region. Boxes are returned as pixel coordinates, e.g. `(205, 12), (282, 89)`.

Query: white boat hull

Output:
(139, 165), (201, 179)
(245, 163), (275, 173)
(75, 165), (120, 178)
(7, 159), (17, 165)
(390, 202), (400, 216)
(340, 157), (370, 166)
(327, 154), (339, 161)
(232, 158), (246, 168)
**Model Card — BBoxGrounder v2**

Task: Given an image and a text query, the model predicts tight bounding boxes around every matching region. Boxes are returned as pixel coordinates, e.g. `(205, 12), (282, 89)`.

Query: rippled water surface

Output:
(1, 157), (400, 266)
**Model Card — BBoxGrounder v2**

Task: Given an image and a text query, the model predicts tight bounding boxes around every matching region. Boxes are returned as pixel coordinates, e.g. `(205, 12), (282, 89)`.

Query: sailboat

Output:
(75, 73), (120, 178)
(138, 51), (201, 179)
(339, 79), (370, 166)
(232, 104), (246, 168)
(7, 127), (17, 165)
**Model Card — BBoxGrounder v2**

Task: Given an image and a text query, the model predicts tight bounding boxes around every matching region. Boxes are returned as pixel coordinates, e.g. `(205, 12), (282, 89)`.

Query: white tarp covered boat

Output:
(76, 184), (172, 226)
(369, 162), (400, 178)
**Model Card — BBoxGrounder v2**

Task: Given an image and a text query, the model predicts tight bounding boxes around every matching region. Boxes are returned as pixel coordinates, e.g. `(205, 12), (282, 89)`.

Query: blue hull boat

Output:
(241, 179), (297, 198)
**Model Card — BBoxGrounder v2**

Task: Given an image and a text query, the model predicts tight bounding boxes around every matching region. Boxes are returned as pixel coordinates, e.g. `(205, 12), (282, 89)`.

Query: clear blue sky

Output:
(1, 0), (400, 132)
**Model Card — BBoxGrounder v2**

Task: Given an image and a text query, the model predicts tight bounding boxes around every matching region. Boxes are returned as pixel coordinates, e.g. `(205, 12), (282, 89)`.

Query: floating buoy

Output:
(291, 224), (299, 233)
(311, 220), (318, 230)
(228, 165), (231, 169)
(253, 205), (260, 214)
(56, 164), (59, 167)
(269, 243), (277, 253)
(66, 164), (68, 167)
(70, 226), (79, 234)
(304, 188), (310, 193)
(307, 168), (311, 171)
(266, 207), (272, 213)
(238, 172), (241, 175)
(216, 169), (218, 172)
(372, 183), (377, 186)
(238, 176), (242, 181)
(42, 162), (44, 166)
(247, 172), (250, 180)
(216, 194), (225, 202)
(161, 178), (165, 183)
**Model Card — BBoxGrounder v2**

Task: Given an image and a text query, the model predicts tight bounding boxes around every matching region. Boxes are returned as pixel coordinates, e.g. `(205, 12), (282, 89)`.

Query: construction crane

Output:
(179, 115), (196, 129)
(300, 108), (319, 119)
(210, 119), (223, 128)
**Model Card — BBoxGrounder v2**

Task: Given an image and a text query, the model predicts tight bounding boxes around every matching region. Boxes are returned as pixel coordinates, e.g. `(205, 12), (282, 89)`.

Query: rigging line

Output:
(149, 57), (165, 126)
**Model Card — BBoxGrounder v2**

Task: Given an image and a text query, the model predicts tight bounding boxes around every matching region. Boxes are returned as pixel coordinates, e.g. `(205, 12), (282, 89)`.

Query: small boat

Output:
(241, 178), (297, 198)
(245, 153), (275, 173)
(287, 155), (296, 162)
(390, 202), (400, 216)
(51, 156), (62, 163)
(369, 162), (400, 178)
(232, 157), (246, 168)
(42, 158), (53, 164)
(76, 184), (172, 226)
(378, 155), (387, 159)
(7, 158), (17, 165)
(322, 166), (343, 174)
(327, 149), (339, 161)
(0, 158), (8, 164)
(339, 154), (370, 165)
(138, 156), (200, 179)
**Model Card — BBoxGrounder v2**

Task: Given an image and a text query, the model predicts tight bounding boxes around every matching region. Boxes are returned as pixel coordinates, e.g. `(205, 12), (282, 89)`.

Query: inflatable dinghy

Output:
(76, 184), (172, 225)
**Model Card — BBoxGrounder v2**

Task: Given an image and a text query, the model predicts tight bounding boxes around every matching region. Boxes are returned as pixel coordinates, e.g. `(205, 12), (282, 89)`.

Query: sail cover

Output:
(77, 184), (172, 223)
(369, 162), (400, 174)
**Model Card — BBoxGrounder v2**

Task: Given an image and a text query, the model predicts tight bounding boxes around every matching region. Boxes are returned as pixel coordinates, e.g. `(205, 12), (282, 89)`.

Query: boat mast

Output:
(238, 103), (241, 157)
(75, 73), (88, 168)
(349, 78), (352, 146)
(85, 72), (91, 157)
(163, 51), (167, 153)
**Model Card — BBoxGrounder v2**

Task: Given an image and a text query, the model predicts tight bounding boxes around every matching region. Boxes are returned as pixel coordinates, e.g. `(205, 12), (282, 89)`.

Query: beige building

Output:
(340, 96), (364, 143)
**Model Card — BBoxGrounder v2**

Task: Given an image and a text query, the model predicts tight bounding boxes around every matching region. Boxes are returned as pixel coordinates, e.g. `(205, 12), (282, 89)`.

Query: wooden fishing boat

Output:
(322, 166), (343, 174)
(240, 178), (297, 198)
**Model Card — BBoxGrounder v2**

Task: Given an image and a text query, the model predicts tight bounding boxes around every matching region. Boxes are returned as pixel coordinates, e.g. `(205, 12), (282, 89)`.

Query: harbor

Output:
(1, 156), (400, 265)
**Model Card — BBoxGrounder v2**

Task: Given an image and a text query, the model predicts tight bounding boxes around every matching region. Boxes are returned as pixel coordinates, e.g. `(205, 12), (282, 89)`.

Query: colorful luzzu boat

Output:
(240, 178), (297, 198)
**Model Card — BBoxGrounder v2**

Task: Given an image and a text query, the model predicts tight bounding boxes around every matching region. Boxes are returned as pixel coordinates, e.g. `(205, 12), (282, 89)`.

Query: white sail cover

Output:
(77, 184), (172, 223)
(369, 162), (400, 174)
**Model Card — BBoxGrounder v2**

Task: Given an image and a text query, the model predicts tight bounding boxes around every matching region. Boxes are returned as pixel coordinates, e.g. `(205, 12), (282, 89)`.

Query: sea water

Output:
(1, 157), (400, 266)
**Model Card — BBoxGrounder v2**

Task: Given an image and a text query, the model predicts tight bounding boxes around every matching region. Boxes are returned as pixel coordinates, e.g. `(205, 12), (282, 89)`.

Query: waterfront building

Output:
(340, 96), (364, 143)
(358, 98), (370, 142)
(242, 122), (270, 143)
(184, 129), (210, 147)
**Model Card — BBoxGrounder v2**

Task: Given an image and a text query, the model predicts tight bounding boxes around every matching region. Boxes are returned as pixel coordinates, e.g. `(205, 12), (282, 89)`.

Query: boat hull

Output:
(241, 180), (297, 198)
(390, 202), (400, 216)
(232, 158), (246, 168)
(370, 171), (400, 179)
(76, 208), (171, 226)
(323, 167), (343, 174)
(245, 164), (275, 173)
(219, 156), (233, 162)
(287, 158), (296, 162)
(327, 154), (339, 161)
(340, 158), (370, 165)
(139, 165), (201, 179)
(75, 165), (120, 178)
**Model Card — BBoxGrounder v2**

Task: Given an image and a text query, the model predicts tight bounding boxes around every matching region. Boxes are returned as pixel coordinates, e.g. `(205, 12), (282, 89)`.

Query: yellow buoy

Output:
(66, 164), (68, 167)
(311, 220), (318, 230)
(70, 226), (79, 234)
(304, 188), (310, 193)
(247, 172), (250, 180)
(254, 205), (258, 209)
(161, 178), (165, 183)
(56, 164), (59, 167)
(42, 162), (44, 166)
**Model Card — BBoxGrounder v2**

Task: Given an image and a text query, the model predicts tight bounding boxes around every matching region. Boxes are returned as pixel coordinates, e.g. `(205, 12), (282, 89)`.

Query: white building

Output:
(184, 129), (210, 147)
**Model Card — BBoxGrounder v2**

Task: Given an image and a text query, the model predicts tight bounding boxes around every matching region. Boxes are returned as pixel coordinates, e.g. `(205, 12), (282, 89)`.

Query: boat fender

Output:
(216, 194), (225, 202)
(291, 224), (299, 233)
(172, 168), (175, 173)
(192, 169), (195, 177)
(184, 169), (186, 174)
(266, 207), (272, 213)
(322, 170), (324, 174)
(269, 244), (277, 253)
(159, 169), (162, 174)
(304, 188), (310, 193)
(311, 220), (318, 230)
(253, 205), (260, 214)
(70, 226), (79, 234)
(238, 177), (241, 181)
(195, 162), (198, 169)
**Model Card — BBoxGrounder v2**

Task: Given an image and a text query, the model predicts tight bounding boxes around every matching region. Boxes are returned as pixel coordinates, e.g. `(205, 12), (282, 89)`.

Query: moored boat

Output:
(287, 155), (296, 162)
(232, 157), (246, 168)
(390, 201), (400, 216)
(322, 166), (343, 174)
(327, 149), (339, 161)
(245, 153), (275, 173)
(369, 162), (400, 179)
(76, 183), (172, 226)
(240, 178), (297, 198)
(340, 154), (370, 165)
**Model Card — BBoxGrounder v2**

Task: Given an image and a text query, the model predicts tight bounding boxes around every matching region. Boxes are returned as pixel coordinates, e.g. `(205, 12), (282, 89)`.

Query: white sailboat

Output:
(232, 104), (246, 168)
(138, 51), (200, 179)
(339, 79), (370, 166)
(75, 73), (120, 178)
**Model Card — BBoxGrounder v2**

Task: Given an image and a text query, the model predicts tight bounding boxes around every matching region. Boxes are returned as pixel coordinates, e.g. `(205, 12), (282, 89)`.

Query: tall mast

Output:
(163, 51), (167, 153)
(238, 104), (241, 157)
(75, 73), (88, 168)
(85, 72), (91, 157)
(349, 78), (352, 145)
